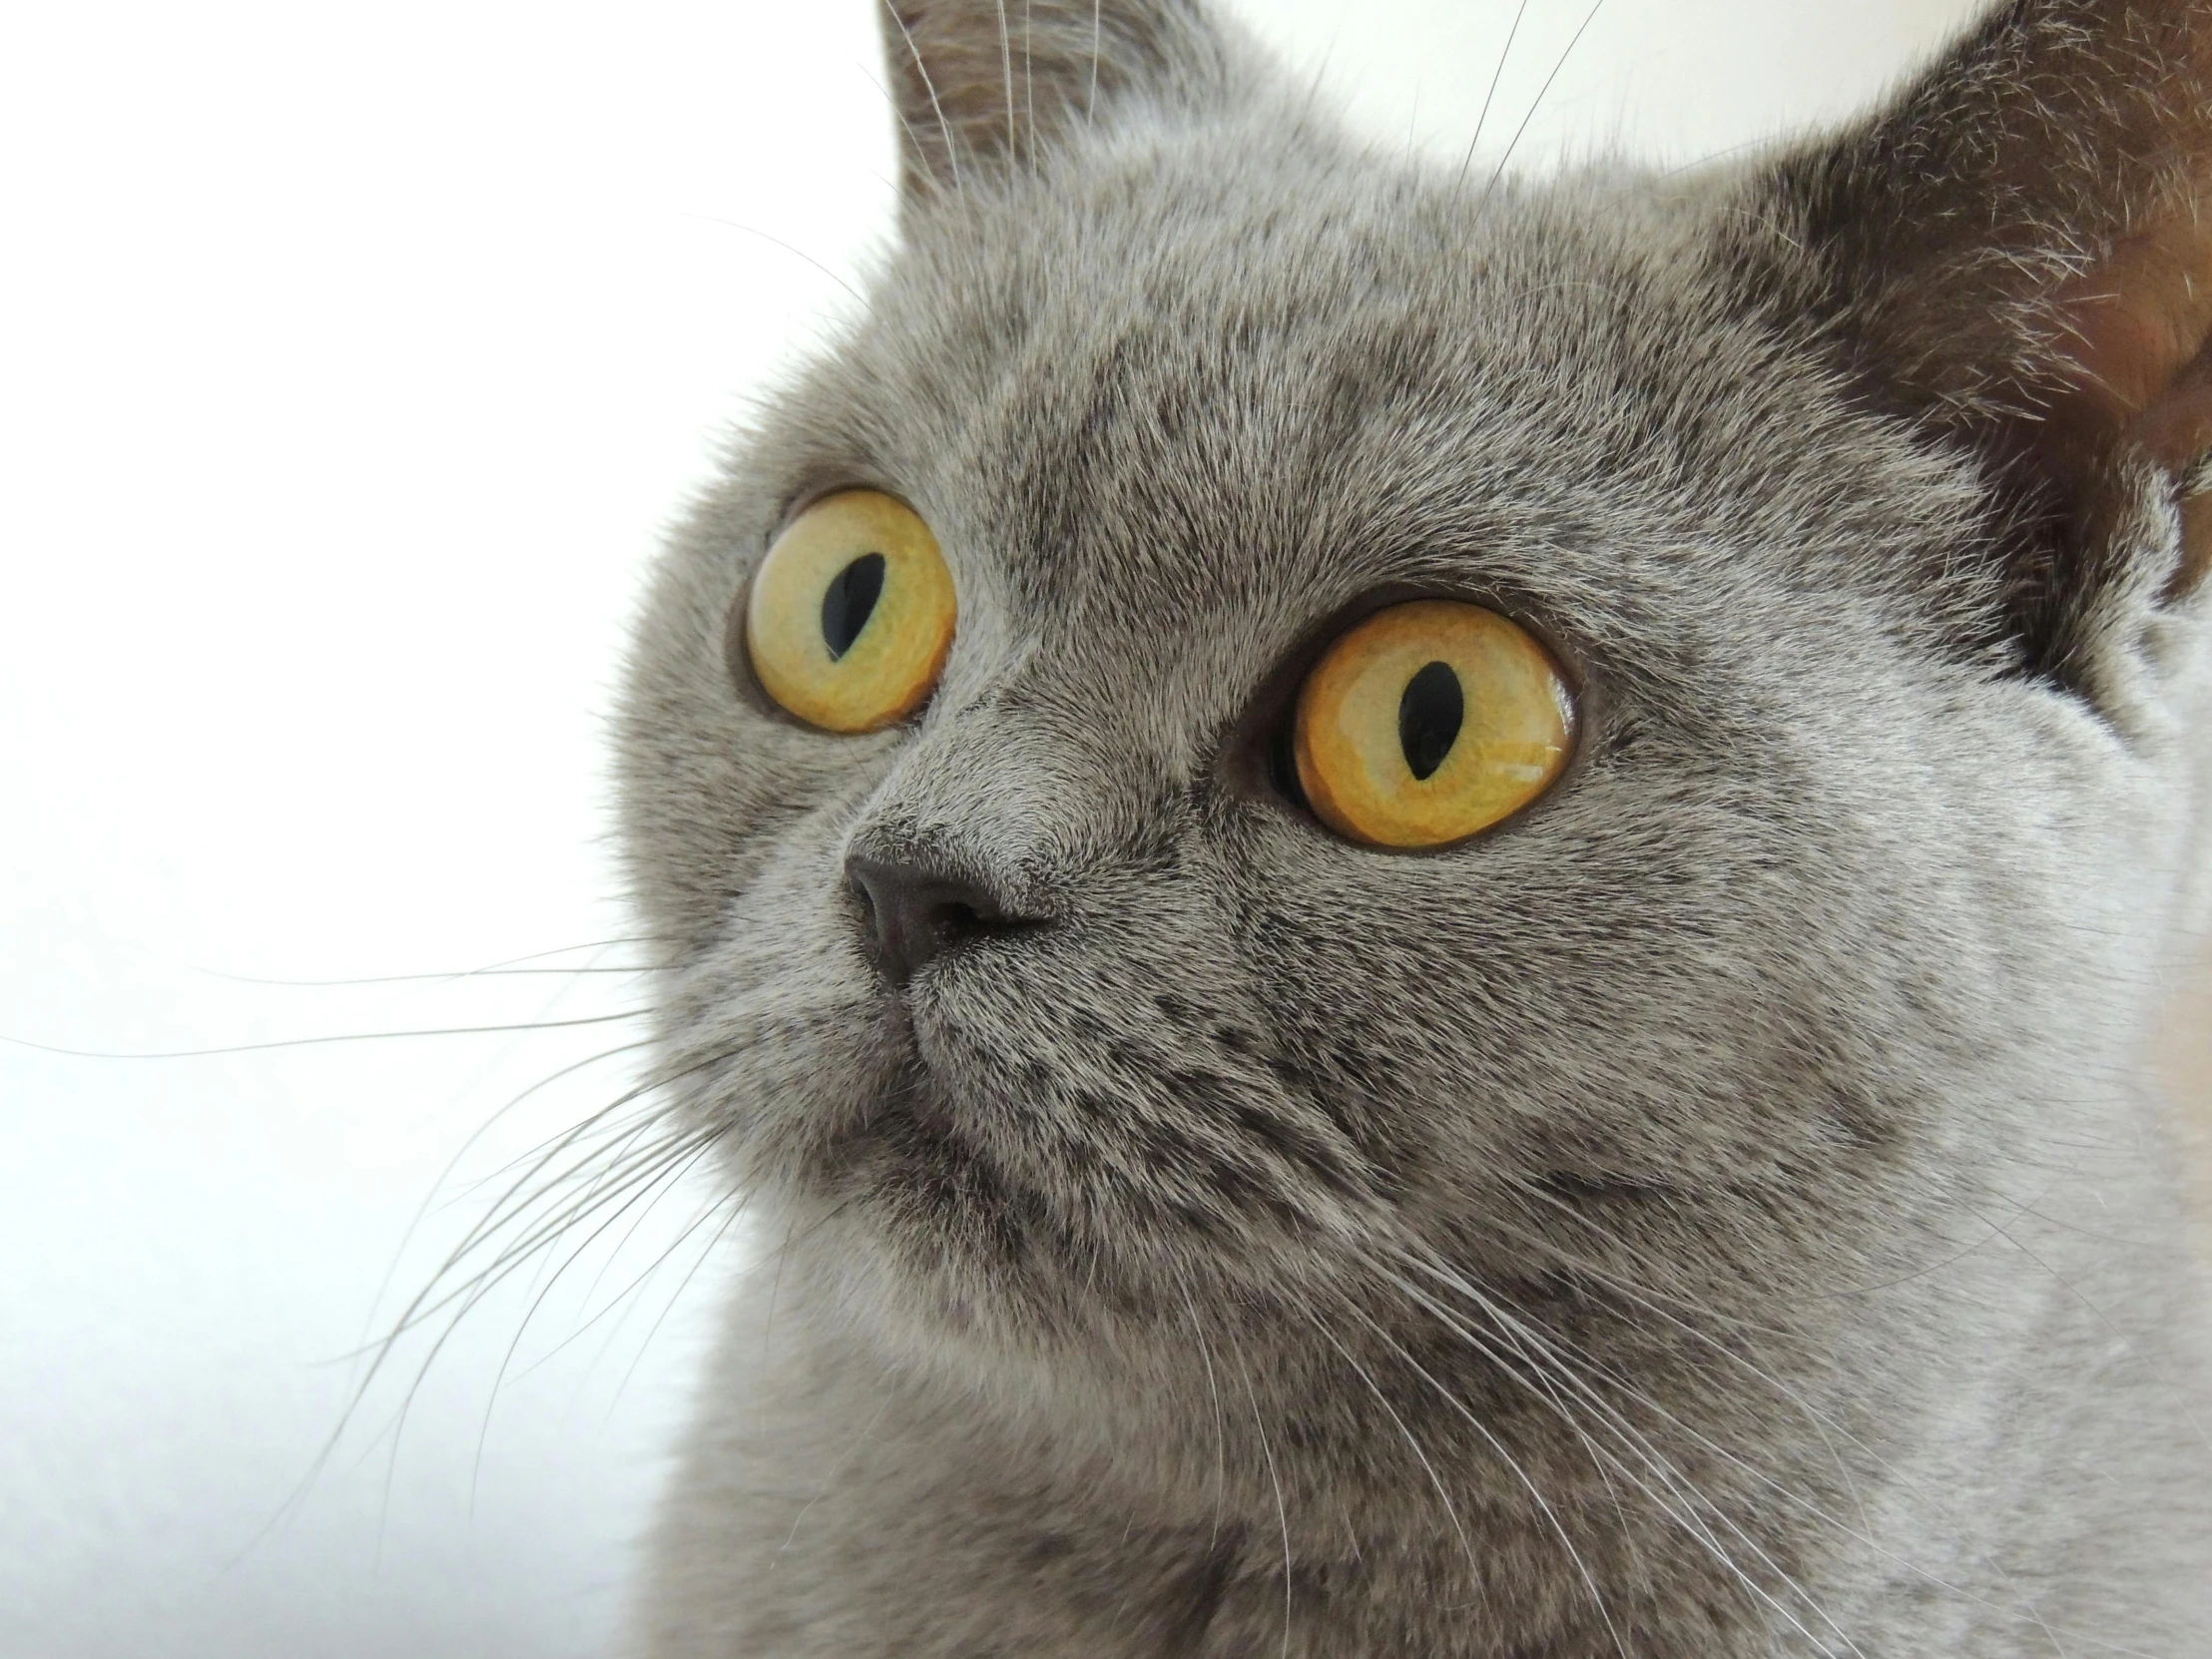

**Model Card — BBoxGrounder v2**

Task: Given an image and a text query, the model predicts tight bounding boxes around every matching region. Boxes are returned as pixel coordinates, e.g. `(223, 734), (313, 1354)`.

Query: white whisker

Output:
(1456, 0), (1529, 188)
(1228, 1336), (1296, 1659)
(1334, 1295), (1632, 1659)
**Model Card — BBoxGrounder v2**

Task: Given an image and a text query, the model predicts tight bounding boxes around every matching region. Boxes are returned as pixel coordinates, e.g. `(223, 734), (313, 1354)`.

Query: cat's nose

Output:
(843, 853), (1031, 986)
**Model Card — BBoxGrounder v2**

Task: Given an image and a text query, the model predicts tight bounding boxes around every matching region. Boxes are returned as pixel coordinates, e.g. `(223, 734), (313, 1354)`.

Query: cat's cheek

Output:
(647, 820), (914, 1180)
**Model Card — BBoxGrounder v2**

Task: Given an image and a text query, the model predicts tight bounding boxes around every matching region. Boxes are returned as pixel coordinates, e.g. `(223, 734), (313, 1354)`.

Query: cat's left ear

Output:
(877, 0), (1243, 211)
(1734, 0), (2212, 688)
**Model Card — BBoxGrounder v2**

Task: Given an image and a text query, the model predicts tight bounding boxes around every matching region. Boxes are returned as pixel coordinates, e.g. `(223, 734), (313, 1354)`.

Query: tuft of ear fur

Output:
(1736, 0), (2212, 680)
(878, 0), (1239, 209)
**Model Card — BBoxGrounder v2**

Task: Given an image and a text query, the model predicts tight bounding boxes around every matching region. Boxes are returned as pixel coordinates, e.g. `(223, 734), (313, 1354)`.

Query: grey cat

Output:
(611, 0), (2212, 1652)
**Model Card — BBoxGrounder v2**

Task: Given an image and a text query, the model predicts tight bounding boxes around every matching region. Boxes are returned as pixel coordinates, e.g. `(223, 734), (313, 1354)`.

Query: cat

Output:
(610, 0), (2212, 1652)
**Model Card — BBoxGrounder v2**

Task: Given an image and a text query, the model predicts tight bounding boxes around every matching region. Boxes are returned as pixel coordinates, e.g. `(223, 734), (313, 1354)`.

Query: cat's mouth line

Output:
(804, 1055), (1347, 1256)
(689, 965), (1684, 1244)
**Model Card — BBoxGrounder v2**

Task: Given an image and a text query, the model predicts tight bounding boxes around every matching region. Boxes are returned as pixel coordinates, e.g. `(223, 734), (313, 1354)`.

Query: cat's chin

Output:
(782, 1064), (1308, 1368)
(800, 1069), (1129, 1301)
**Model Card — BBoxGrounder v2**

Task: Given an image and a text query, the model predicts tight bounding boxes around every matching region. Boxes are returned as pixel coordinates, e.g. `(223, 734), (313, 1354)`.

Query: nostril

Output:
(845, 866), (892, 962)
(843, 852), (1032, 985)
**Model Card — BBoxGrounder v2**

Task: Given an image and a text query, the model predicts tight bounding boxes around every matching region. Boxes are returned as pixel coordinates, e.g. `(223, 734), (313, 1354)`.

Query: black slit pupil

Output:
(821, 552), (886, 661)
(1398, 661), (1464, 781)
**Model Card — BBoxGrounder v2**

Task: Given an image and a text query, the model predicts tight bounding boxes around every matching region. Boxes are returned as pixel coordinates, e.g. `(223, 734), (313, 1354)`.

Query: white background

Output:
(0, 3), (1987, 1655)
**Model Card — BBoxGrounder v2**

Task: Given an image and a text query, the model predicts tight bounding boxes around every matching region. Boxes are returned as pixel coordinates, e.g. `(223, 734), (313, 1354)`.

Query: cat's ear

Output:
(1739, 0), (2212, 680)
(877, 0), (1239, 207)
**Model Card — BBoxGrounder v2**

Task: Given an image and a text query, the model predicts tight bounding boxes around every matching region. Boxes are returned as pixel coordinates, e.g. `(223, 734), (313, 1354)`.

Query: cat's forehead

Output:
(764, 130), (1978, 722)
(867, 144), (1686, 573)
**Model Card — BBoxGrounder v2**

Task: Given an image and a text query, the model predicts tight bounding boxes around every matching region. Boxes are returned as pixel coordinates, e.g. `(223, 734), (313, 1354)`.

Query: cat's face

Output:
(618, 0), (2212, 1407)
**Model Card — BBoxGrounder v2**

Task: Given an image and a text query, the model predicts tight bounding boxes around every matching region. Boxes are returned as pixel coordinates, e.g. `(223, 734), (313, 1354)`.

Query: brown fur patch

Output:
(2047, 215), (2212, 595)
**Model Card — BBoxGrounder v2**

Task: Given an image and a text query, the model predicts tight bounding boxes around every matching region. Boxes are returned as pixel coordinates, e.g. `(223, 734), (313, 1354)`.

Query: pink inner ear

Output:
(2048, 211), (2212, 593)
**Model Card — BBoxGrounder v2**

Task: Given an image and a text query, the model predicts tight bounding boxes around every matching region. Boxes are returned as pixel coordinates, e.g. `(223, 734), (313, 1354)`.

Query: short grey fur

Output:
(615, 2), (2212, 1652)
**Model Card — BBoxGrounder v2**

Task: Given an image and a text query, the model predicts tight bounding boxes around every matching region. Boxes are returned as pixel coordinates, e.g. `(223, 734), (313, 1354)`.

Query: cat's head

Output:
(618, 0), (2212, 1412)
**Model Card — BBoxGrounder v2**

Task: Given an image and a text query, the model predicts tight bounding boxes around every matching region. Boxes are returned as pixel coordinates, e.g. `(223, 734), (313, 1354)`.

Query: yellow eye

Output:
(1293, 600), (1574, 848)
(743, 490), (956, 733)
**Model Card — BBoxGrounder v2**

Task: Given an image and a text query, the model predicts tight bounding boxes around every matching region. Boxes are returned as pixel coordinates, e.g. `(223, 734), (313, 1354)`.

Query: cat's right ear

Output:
(1729, 0), (2212, 697)
(877, 0), (1240, 210)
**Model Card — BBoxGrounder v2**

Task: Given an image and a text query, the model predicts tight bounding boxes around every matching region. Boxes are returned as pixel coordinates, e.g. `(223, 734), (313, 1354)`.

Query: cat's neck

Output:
(637, 1143), (2212, 1658)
